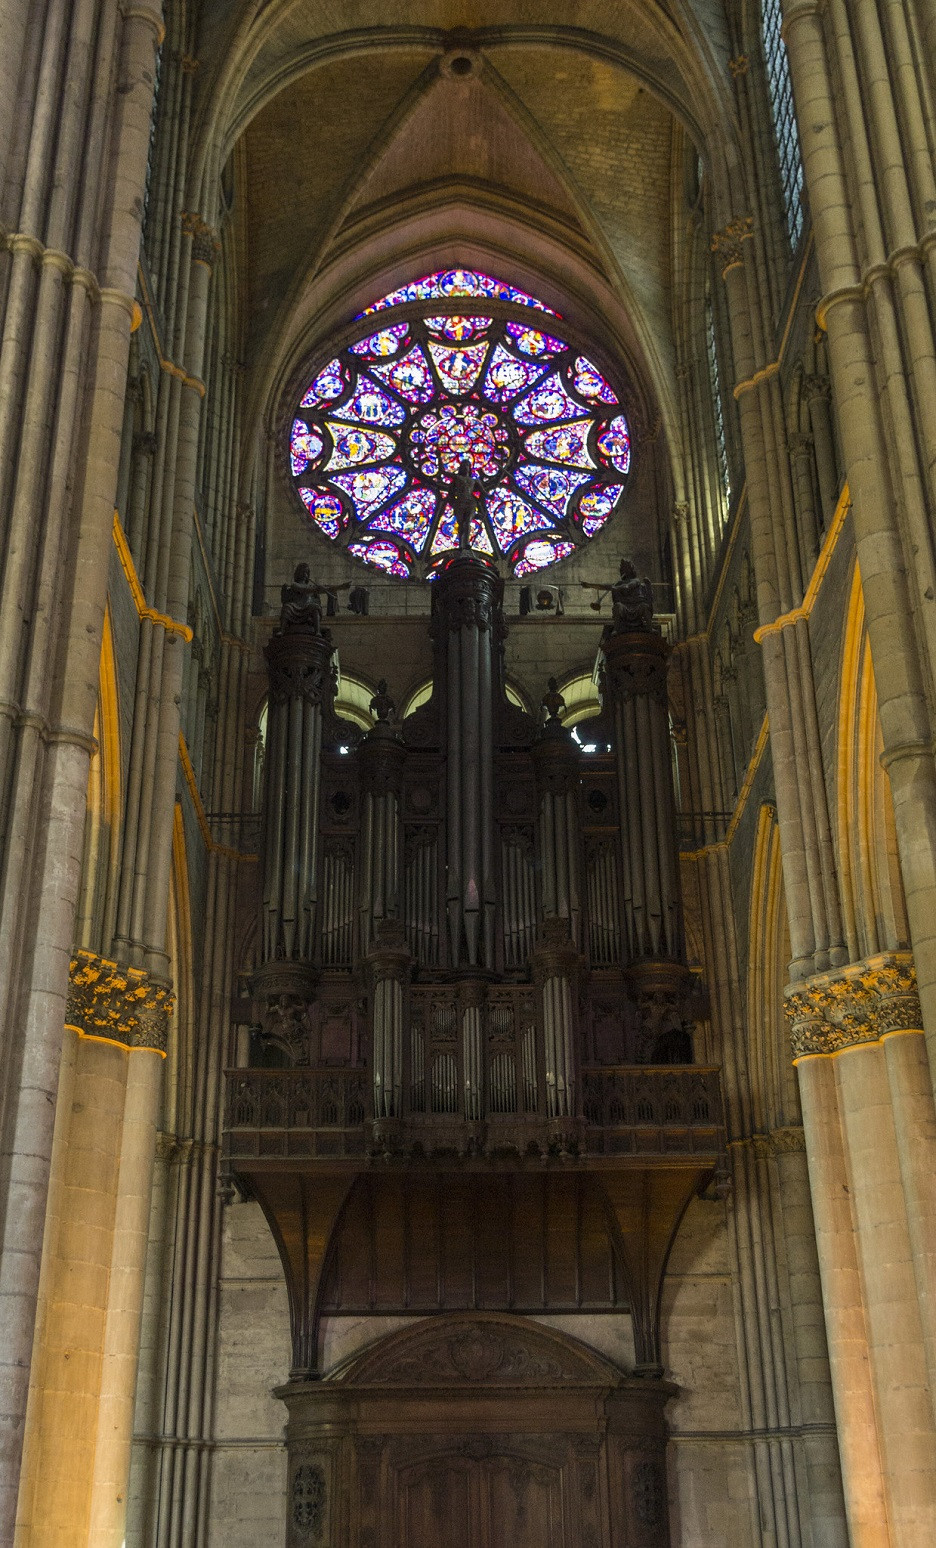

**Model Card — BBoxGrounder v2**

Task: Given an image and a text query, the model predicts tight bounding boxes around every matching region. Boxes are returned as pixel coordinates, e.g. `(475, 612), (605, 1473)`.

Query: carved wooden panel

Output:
(320, 1171), (623, 1314)
(281, 1314), (674, 1547)
(397, 1452), (565, 1547)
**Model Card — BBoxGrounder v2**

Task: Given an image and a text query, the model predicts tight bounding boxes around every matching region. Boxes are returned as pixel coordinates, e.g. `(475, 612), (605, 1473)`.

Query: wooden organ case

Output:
(225, 553), (725, 1546)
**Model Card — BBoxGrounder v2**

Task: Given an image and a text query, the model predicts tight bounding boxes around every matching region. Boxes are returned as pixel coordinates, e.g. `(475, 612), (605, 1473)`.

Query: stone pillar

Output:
(788, 954), (936, 1542)
(0, 6), (164, 1530)
(431, 554), (502, 969)
(14, 953), (170, 1548)
(712, 214), (845, 982)
(781, 0), (936, 1084)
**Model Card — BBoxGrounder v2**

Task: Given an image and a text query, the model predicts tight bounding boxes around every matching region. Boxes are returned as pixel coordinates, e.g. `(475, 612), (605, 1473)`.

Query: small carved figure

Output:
(449, 457), (481, 551)
(369, 678), (395, 723)
(279, 563), (325, 633)
(542, 676), (565, 724)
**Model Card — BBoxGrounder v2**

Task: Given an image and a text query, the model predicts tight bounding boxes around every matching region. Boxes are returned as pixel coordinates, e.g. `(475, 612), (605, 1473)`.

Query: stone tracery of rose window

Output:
(288, 268), (632, 579)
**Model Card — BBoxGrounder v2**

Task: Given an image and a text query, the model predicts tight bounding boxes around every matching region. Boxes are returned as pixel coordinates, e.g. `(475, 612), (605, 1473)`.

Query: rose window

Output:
(288, 268), (632, 579)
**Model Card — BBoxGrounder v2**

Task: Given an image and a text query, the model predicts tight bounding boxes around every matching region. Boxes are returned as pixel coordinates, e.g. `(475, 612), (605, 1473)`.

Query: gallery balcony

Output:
(222, 1061), (725, 1176)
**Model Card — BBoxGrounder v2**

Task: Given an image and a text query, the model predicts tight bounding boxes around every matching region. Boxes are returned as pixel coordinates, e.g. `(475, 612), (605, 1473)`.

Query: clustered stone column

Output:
(14, 955), (172, 1548)
(787, 954), (936, 1542)
(780, 0), (936, 1063)
(0, 1), (166, 1537)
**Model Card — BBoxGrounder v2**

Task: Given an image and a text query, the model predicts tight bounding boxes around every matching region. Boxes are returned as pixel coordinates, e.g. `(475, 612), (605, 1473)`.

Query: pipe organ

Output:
(231, 550), (723, 1547)
(250, 550), (702, 1093)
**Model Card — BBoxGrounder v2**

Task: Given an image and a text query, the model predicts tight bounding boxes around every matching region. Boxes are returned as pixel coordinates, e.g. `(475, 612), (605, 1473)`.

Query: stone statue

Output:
(369, 679), (395, 724)
(542, 676), (565, 724)
(449, 457), (481, 552)
(610, 559), (655, 633)
(581, 558), (656, 633)
(279, 563), (326, 633)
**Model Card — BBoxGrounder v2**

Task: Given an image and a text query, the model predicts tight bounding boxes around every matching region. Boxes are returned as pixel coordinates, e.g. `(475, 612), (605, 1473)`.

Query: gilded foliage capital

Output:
(785, 953), (922, 1056)
(711, 216), (754, 276)
(67, 950), (173, 1052)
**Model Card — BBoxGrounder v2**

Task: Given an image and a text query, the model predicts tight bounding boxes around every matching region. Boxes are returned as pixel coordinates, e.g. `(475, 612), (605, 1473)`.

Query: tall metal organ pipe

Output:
(432, 555), (502, 969)
(601, 623), (682, 964)
(359, 710), (409, 1121)
(358, 716), (405, 953)
(251, 577), (334, 1056)
(599, 579), (698, 1061)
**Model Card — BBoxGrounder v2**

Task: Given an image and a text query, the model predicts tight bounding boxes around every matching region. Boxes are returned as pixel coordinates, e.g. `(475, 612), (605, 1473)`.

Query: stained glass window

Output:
(290, 271), (632, 579)
(762, 0), (804, 247)
(705, 287), (731, 502)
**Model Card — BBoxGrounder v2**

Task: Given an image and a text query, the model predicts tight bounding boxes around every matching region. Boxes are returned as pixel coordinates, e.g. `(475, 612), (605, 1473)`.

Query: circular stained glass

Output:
(289, 269), (631, 578)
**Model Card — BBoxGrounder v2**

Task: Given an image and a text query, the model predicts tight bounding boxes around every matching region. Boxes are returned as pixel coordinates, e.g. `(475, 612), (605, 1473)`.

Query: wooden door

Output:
(398, 1453), (567, 1547)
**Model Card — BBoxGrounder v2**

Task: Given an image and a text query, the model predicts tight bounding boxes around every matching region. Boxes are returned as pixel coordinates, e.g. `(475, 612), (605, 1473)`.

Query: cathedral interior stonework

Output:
(2, 1), (936, 1544)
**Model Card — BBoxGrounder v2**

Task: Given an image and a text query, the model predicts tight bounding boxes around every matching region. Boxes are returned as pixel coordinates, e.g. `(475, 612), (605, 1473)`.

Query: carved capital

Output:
(181, 211), (220, 267)
(531, 916), (583, 983)
(366, 918), (410, 983)
(430, 555), (503, 636)
(770, 1124), (807, 1154)
(785, 952), (922, 1056)
(265, 629), (334, 709)
(787, 430), (814, 458)
(358, 725), (406, 796)
(67, 950), (173, 1052)
(600, 630), (670, 707)
(711, 216), (753, 277)
(532, 721), (581, 794)
(803, 372), (831, 403)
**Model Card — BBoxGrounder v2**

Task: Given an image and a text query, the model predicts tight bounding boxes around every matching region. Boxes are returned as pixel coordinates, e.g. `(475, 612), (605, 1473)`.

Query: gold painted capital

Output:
(711, 217), (753, 277)
(786, 953), (922, 1058)
(181, 211), (220, 268)
(67, 949), (173, 1053)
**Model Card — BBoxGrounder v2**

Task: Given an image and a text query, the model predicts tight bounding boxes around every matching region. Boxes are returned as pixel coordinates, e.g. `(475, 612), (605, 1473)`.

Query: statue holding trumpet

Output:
(581, 557), (657, 634)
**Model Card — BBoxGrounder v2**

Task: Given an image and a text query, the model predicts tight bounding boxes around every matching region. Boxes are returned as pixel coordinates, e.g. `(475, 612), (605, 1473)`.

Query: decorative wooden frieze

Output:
(66, 949), (173, 1052)
(784, 952), (922, 1057)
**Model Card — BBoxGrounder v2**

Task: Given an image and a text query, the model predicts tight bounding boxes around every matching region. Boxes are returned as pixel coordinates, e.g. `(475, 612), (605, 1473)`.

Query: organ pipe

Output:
(251, 572), (335, 1055)
(598, 569), (698, 1061)
(432, 554), (501, 968)
(601, 623), (683, 963)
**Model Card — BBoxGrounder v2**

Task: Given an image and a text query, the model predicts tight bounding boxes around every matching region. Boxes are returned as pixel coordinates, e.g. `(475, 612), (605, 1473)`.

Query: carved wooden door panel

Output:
(399, 1457), (480, 1547)
(483, 1456), (565, 1546)
(397, 1453), (567, 1547)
